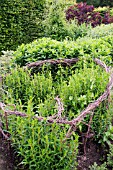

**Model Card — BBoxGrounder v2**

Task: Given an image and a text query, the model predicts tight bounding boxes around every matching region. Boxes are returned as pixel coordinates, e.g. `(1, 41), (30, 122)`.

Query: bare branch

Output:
(94, 58), (110, 73)
(26, 58), (79, 68)
(0, 127), (9, 139)
(55, 96), (64, 118)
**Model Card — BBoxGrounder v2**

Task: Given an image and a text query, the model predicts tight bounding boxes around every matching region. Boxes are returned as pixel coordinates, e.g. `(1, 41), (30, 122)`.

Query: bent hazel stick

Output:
(26, 58), (79, 68)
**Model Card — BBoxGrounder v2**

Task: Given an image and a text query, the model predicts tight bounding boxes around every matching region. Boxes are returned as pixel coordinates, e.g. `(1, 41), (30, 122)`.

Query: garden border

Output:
(0, 58), (113, 149)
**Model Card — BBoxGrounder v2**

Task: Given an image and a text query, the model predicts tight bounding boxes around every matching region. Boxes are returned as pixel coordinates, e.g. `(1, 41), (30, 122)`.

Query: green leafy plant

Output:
(43, 0), (90, 41)
(76, 0), (113, 7)
(103, 125), (113, 145)
(3, 60), (109, 139)
(0, 50), (14, 75)
(2, 55), (112, 169)
(86, 23), (113, 38)
(13, 38), (80, 66)
(13, 35), (113, 67)
(0, 0), (46, 53)
(89, 162), (107, 170)
(94, 6), (111, 17)
(8, 112), (78, 169)
(107, 144), (113, 167)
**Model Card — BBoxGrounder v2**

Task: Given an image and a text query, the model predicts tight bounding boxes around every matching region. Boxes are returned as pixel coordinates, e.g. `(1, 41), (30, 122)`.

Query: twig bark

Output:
(0, 127), (9, 139)
(83, 113), (94, 155)
(55, 96), (64, 118)
(26, 58), (79, 68)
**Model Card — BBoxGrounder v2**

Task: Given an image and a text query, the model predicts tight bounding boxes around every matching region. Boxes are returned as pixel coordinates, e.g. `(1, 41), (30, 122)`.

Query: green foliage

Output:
(43, 0), (90, 41)
(3, 60), (109, 136)
(76, 35), (113, 66)
(13, 38), (80, 66)
(3, 59), (111, 168)
(13, 35), (113, 67)
(3, 66), (82, 169)
(76, 0), (113, 7)
(8, 115), (78, 169)
(59, 65), (109, 118)
(99, 0), (113, 7)
(110, 8), (113, 16)
(0, 50), (14, 75)
(103, 125), (113, 145)
(0, 0), (46, 53)
(86, 23), (113, 38)
(43, 0), (70, 40)
(107, 144), (113, 167)
(76, 0), (100, 7)
(89, 162), (107, 170)
(92, 103), (112, 141)
(94, 7), (111, 17)
(4, 67), (55, 115)
(89, 144), (113, 169)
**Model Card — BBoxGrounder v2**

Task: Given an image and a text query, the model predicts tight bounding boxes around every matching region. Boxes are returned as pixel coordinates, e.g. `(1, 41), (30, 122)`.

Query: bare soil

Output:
(0, 134), (14, 170)
(77, 139), (107, 170)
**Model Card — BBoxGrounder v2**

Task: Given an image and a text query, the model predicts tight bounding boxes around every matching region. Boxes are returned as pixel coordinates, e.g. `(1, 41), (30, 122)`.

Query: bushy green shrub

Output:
(86, 23), (113, 38)
(89, 162), (107, 170)
(76, 0), (113, 7)
(2, 66), (81, 170)
(107, 144), (113, 167)
(13, 38), (80, 66)
(4, 67), (55, 112)
(43, 0), (71, 40)
(76, 35), (113, 66)
(13, 36), (113, 67)
(59, 65), (108, 117)
(43, 0), (90, 41)
(5, 63), (108, 114)
(0, 50), (14, 75)
(2, 56), (112, 169)
(110, 8), (113, 16)
(77, 0), (100, 7)
(8, 115), (78, 169)
(94, 6), (111, 17)
(3, 61), (109, 138)
(0, 0), (46, 53)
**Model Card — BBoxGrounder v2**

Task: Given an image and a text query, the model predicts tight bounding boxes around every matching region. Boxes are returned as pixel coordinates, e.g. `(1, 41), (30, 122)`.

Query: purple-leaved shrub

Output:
(66, 2), (113, 27)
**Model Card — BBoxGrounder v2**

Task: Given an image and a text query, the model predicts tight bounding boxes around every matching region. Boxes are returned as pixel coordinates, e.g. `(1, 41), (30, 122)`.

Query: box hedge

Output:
(0, 0), (45, 53)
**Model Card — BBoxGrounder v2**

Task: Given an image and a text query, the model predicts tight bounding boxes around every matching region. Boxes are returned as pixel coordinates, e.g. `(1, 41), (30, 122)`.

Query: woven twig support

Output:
(0, 58), (113, 140)
(26, 58), (79, 68)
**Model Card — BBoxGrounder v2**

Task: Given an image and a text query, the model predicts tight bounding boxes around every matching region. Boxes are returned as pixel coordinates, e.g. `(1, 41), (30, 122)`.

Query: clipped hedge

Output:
(13, 38), (80, 66)
(86, 23), (113, 38)
(13, 35), (113, 67)
(0, 0), (45, 53)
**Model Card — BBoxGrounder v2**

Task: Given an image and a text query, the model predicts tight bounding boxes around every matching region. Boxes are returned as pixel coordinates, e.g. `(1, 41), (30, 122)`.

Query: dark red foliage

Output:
(66, 2), (113, 27)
